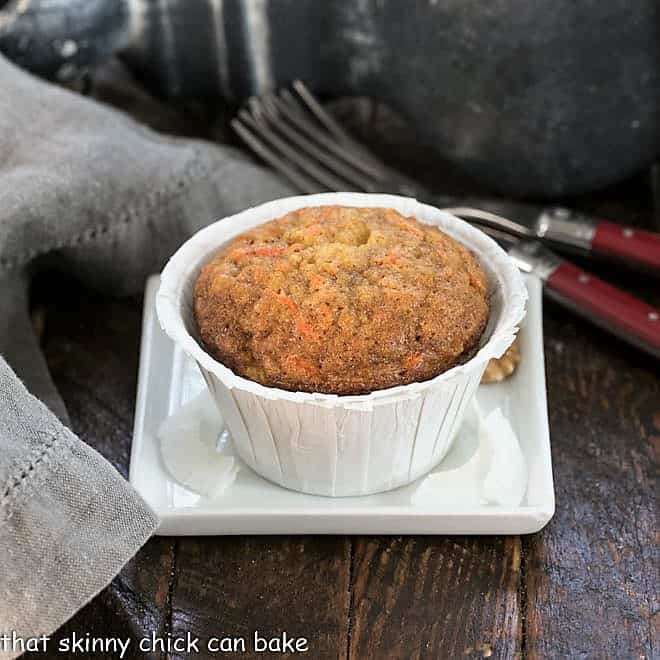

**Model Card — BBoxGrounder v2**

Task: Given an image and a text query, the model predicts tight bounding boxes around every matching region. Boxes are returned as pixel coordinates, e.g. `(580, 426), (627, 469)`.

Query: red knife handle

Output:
(591, 221), (660, 271)
(546, 262), (660, 357)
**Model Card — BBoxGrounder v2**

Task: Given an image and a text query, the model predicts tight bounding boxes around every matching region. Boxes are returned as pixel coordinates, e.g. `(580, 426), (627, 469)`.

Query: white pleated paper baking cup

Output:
(157, 193), (527, 496)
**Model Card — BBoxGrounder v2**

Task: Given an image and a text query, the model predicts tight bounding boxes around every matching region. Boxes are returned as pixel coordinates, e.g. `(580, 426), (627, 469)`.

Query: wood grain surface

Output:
(524, 308), (659, 659)
(24, 68), (660, 658)
(170, 537), (350, 659)
(348, 537), (521, 659)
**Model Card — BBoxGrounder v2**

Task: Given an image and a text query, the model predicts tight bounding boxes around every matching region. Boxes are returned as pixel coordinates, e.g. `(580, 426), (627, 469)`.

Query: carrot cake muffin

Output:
(193, 206), (490, 395)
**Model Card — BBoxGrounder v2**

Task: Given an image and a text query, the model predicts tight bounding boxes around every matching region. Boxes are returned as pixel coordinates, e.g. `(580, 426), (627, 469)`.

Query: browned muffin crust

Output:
(194, 206), (490, 394)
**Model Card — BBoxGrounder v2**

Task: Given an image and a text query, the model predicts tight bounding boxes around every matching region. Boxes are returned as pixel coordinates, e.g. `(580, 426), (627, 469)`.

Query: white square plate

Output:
(130, 275), (554, 535)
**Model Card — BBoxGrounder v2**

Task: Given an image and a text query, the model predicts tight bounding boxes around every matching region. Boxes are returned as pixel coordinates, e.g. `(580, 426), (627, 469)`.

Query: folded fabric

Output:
(0, 357), (157, 659)
(0, 52), (290, 656)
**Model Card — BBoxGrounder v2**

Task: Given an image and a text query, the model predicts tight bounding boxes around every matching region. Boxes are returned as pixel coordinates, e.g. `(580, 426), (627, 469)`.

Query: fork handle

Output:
(590, 222), (660, 271)
(508, 241), (660, 357)
(545, 262), (660, 358)
(538, 208), (660, 272)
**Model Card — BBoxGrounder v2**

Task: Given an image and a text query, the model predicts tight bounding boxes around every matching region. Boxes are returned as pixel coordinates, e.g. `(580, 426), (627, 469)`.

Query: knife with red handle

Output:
(449, 200), (660, 273)
(508, 240), (660, 358)
(536, 208), (660, 271)
(589, 221), (660, 270)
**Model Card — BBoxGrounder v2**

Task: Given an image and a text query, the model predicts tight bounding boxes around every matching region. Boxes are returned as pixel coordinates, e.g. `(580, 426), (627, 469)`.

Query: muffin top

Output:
(193, 206), (490, 395)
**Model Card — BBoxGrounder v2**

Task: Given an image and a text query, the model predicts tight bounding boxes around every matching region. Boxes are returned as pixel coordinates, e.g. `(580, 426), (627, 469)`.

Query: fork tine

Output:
(443, 207), (532, 238)
(240, 109), (352, 192)
(234, 84), (429, 198)
(281, 88), (384, 171)
(280, 88), (392, 178)
(469, 223), (519, 250)
(292, 80), (356, 144)
(279, 89), (386, 173)
(251, 98), (379, 192)
(290, 81), (391, 173)
(231, 118), (324, 194)
(267, 93), (388, 181)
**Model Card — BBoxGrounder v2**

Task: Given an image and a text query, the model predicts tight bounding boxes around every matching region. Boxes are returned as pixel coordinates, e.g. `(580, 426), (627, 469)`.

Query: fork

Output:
(235, 82), (660, 271)
(232, 82), (660, 358)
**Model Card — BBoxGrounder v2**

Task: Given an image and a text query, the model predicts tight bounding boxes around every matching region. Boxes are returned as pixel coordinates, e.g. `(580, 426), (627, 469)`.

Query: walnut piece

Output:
(481, 337), (521, 383)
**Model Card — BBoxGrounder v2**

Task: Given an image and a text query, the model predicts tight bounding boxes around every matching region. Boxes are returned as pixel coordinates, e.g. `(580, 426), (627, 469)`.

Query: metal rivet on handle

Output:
(649, 312), (659, 321)
(578, 274), (590, 284)
(623, 228), (635, 238)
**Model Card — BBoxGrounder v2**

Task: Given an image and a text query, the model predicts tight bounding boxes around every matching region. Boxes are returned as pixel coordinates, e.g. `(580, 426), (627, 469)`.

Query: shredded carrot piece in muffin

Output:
(277, 294), (318, 339)
(229, 245), (286, 261)
(309, 274), (326, 290)
(283, 354), (317, 375)
(303, 223), (322, 235)
(374, 252), (399, 265)
(295, 317), (318, 340)
(253, 246), (286, 257)
(384, 210), (425, 237)
(404, 352), (424, 371)
(276, 293), (298, 314)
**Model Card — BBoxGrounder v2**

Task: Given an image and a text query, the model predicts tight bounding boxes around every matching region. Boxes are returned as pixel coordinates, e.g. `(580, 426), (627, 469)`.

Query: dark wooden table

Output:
(29, 74), (659, 659)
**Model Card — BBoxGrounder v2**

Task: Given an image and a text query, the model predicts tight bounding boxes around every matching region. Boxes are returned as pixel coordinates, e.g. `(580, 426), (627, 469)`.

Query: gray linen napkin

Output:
(0, 53), (289, 656)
